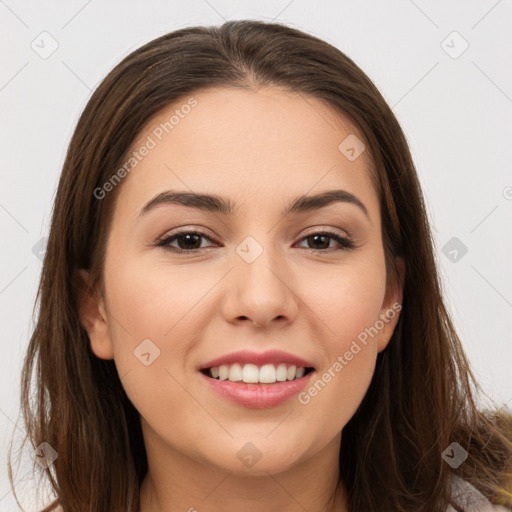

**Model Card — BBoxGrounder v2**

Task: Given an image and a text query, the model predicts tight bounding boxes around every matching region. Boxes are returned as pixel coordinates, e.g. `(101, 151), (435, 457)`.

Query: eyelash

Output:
(154, 229), (356, 254)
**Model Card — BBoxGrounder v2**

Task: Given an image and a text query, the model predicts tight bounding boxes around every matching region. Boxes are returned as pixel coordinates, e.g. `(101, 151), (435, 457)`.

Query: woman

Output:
(9, 19), (512, 512)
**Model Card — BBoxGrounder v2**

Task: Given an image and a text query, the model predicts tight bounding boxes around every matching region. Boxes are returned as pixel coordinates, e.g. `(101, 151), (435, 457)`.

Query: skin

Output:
(79, 86), (404, 512)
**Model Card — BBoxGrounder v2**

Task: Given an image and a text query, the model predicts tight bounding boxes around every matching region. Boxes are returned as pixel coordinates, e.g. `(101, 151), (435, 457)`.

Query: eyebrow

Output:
(138, 189), (370, 221)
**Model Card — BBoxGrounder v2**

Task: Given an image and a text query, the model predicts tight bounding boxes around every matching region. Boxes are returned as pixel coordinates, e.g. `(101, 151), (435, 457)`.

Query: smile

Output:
(201, 363), (314, 384)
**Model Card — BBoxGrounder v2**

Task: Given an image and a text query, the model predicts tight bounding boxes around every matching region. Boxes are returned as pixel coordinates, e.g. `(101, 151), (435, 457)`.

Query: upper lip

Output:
(199, 349), (315, 370)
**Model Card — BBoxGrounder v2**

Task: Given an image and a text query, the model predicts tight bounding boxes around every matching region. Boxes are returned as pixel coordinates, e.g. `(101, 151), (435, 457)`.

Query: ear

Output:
(76, 269), (114, 360)
(377, 256), (405, 353)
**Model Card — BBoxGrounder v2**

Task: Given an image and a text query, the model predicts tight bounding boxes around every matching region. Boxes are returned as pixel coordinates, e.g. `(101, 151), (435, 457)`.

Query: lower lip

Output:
(199, 371), (314, 409)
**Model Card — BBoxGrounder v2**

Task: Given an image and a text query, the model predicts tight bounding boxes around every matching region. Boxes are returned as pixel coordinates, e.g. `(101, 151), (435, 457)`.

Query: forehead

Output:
(114, 86), (378, 222)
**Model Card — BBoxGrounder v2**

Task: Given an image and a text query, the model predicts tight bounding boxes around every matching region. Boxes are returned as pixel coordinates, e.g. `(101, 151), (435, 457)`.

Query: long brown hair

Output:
(9, 19), (512, 512)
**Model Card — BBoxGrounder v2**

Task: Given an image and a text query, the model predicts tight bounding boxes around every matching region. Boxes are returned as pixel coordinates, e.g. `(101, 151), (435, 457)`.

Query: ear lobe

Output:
(377, 256), (405, 353)
(76, 269), (114, 360)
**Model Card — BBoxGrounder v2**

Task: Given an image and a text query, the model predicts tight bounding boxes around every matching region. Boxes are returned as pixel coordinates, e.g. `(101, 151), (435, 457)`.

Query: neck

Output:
(139, 426), (348, 512)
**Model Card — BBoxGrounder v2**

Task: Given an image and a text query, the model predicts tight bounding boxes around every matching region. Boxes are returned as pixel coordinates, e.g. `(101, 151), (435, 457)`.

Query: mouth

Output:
(197, 350), (316, 407)
(200, 363), (316, 384)
(199, 364), (316, 408)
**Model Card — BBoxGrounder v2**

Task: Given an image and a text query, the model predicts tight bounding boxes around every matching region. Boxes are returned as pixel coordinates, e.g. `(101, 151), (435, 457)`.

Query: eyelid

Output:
(154, 224), (217, 241)
(155, 223), (353, 243)
(153, 226), (357, 253)
(298, 225), (352, 239)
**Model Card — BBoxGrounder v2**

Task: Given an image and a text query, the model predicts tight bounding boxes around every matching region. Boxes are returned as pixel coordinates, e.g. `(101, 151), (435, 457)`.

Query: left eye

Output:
(155, 230), (356, 253)
(296, 232), (355, 251)
(155, 231), (216, 252)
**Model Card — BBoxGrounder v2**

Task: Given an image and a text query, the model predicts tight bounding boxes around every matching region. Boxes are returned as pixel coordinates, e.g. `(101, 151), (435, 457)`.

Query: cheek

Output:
(295, 255), (386, 426)
(297, 344), (377, 435)
(102, 255), (218, 408)
(301, 250), (387, 349)
(104, 254), (214, 347)
(297, 267), (384, 426)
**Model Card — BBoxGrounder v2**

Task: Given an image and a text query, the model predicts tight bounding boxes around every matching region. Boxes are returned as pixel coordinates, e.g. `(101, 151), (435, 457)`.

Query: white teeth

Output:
(219, 365), (229, 380)
(242, 363), (259, 383)
(228, 363), (242, 382)
(207, 363), (310, 383)
(276, 363), (288, 381)
(286, 365), (296, 380)
(259, 364), (276, 383)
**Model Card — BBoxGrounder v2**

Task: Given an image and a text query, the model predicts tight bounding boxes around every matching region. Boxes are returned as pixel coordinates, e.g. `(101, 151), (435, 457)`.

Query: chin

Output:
(197, 440), (307, 476)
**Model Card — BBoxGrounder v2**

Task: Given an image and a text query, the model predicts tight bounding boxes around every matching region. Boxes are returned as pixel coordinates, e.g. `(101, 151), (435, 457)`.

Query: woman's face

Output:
(80, 86), (403, 475)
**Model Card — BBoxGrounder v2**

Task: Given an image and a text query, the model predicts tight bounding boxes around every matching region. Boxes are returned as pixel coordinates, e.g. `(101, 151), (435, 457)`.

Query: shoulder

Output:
(448, 475), (511, 512)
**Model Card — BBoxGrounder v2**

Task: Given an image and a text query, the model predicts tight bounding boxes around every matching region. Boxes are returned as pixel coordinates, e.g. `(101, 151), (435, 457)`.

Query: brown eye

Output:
(296, 231), (356, 252)
(155, 229), (356, 254)
(156, 231), (216, 252)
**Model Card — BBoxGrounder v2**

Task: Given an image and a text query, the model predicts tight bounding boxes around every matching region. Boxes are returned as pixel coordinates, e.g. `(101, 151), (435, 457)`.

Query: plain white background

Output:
(1, 0), (511, 509)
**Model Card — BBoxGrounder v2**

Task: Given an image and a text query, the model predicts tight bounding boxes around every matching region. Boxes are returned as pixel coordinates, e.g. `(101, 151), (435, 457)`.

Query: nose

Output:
(220, 242), (299, 329)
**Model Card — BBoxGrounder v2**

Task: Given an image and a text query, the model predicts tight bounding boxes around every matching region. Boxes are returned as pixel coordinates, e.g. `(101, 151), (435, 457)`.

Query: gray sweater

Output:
(447, 475), (511, 511)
